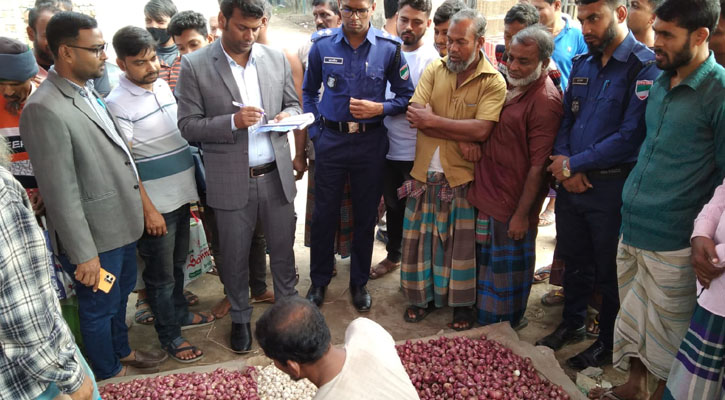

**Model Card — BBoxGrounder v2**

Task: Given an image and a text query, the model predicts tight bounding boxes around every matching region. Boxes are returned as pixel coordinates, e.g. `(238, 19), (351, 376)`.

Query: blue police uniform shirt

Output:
(553, 17), (588, 92)
(553, 31), (660, 173)
(302, 25), (415, 139)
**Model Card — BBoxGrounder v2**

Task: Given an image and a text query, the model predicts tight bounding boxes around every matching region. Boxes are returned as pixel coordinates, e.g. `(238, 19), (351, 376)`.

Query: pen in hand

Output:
(232, 101), (265, 115)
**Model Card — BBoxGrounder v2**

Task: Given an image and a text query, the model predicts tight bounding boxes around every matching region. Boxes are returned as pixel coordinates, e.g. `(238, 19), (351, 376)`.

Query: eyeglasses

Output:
(340, 7), (369, 18)
(66, 42), (107, 58)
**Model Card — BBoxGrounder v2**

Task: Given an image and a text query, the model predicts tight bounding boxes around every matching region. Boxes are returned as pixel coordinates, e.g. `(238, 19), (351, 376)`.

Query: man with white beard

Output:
(467, 25), (562, 330)
(401, 9), (506, 330)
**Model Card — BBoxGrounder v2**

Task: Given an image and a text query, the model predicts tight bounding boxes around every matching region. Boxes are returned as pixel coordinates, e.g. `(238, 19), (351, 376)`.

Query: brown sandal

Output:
(369, 259), (400, 279)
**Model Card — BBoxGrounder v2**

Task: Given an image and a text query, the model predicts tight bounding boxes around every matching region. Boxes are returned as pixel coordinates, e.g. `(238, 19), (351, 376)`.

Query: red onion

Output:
(99, 368), (259, 400)
(396, 335), (569, 400)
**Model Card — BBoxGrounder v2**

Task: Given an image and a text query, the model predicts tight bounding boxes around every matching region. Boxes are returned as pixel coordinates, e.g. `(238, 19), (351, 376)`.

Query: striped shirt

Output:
(0, 88), (37, 189)
(159, 56), (182, 93)
(106, 75), (197, 213)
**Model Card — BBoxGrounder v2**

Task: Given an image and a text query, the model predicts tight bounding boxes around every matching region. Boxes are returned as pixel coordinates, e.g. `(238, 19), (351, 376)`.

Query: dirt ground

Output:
(124, 12), (627, 393)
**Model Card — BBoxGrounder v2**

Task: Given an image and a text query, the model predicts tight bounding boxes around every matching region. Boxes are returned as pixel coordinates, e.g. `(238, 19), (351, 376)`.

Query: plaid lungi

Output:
(475, 215), (537, 326)
(400, 172), (476, 308)
(664, 303), (725, 400)
(613, 241), (697, 380)
(304, 161), (353, 258)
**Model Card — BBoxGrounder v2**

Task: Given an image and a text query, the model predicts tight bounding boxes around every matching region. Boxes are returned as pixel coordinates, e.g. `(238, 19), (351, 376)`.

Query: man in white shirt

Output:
(370, 0), (439, 280)
(106, 26), (214, 364)
(255, 297), (420, 400)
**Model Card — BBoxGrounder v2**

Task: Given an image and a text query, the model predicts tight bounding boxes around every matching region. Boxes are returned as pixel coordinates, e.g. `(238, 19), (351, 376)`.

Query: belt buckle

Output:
(250, 166), (265, 178)
(346, 121), (359, 133)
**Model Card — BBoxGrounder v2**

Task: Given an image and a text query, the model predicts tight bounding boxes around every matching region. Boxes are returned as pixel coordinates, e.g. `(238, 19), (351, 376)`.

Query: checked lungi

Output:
(304, 160), (353, 258)
(613, 242), (697, 380)
(664, 303), (725, 400)
(475, 215), (537, 326)
(399, 172), (476, 308)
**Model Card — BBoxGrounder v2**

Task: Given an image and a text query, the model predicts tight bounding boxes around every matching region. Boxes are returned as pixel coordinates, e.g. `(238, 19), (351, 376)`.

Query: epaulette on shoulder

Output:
(376, 29), (403, 45)
(311, 28), (337, 42)
(632, 43), (656, 65)
(572, 53), (587, 63)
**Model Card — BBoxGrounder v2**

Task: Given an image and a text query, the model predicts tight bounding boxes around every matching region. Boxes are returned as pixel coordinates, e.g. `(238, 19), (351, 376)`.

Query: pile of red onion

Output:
(99, 368), (259, 400)
(396, 335), (571, 400)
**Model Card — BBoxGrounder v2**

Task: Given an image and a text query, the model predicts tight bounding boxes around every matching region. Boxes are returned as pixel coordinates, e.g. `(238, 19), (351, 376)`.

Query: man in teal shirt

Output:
(602, 0), (725, 399)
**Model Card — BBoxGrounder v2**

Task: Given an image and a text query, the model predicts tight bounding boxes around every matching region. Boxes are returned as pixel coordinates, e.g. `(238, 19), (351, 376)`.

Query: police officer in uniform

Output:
(535, 0), (660, 370)
(303, 0), (414, 312)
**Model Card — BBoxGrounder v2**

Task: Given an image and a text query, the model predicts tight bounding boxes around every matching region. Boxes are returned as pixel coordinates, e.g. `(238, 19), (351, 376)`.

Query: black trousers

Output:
(557, 176), (626, 349)
(382, 159), (414, 263)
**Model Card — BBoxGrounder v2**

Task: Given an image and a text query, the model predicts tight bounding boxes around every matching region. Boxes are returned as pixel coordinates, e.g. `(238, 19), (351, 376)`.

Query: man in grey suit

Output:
(176, 0), (301, 352)
(19, 12), (166, 379)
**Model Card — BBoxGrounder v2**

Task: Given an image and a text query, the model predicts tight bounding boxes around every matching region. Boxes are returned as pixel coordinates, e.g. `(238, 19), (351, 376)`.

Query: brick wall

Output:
(0, 1), (96, 45)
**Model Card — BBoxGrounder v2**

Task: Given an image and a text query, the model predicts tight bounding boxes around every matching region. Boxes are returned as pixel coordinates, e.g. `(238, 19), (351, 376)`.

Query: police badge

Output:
(327, 75), (337, 89)
(571, 98), (580, 114)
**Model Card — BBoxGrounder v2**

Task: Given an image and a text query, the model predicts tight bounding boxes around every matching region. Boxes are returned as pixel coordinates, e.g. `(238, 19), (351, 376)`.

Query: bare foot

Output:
(211, 296), (231, 319)
(588, 385), (648, 400)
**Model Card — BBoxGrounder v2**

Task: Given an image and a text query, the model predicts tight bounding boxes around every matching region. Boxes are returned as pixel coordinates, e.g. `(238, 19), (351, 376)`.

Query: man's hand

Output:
(508, 213), (529, 241)
(561, 172), (593, 193)
(293, 154), (307, 181)
(144, 208), (167, 236)
(406, 103), (437, 130)
(273, 112), (290, 123)
(547, 155), (570, 182)
(233, 106), (264, 129)
(68, 373), (94, 400)
(458, 142), (482, 162)
(349, 98), (383, 120)
(691, 236), (725, 288)
(75, 257), (101, 292)
(29, 190), (45, 216)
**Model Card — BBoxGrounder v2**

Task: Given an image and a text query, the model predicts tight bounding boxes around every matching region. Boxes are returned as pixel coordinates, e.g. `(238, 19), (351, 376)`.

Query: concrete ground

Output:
(124, 11), (627, 392)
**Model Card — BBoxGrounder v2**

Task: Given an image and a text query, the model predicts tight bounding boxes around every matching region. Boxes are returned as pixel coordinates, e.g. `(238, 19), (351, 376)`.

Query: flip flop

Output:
(587, 313), (600, 338)
(403, 301), (434, 323)
(134, 299), (155, 325)
(541, 288), (565, 306)
(533, 265), (552, 284)
(369, 259), (401, 280)
(165, 337), (204, 364)
(184, 290), (199, 306)
(181, 312), (215, 330)
(447, 307), (475, 331)
(538, 209), (555, 226)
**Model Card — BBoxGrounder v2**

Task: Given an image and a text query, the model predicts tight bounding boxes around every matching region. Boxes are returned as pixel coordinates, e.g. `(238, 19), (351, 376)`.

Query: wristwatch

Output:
(562, 158), (571, 178)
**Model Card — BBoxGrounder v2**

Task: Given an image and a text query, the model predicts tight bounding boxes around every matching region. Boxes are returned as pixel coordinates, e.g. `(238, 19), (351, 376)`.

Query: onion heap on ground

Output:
(396, 335), (571, 400)
(98, 368), (259, 400)
(256, 364), (318, 400)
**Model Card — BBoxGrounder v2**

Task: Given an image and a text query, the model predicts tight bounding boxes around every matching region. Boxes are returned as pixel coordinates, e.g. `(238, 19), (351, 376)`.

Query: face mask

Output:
(147, 27), (171, 45)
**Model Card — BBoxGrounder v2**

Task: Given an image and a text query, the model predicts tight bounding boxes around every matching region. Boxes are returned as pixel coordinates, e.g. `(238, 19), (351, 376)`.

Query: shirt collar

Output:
(119, 73), (162, 96)
(221, 43), (258, 68)
(333, 24), (377, 46)
(560, 16), (571, 35)
(657, 51), (717, 91)
(441, 49), (499, 77)
(59, 68), (95, 96)
(611, 31), (637, 63)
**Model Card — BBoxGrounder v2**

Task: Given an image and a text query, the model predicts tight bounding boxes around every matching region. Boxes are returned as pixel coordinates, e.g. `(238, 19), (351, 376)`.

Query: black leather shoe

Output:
(306, 285), (326, 307)
(535, 322), (586, 350)
(230, 322), (252, 353)
(350, 285), (372, 312)
(566, 340), (613, 370)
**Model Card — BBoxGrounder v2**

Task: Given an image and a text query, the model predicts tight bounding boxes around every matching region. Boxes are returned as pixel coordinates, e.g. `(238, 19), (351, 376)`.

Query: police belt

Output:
(322, 117), (383, 133)
(250, 161), (277, 177)
(586, 162), (636, 180)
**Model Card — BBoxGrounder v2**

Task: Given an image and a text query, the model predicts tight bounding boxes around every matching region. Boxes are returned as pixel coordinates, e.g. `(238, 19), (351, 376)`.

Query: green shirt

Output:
(621, 53), (725, 251)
